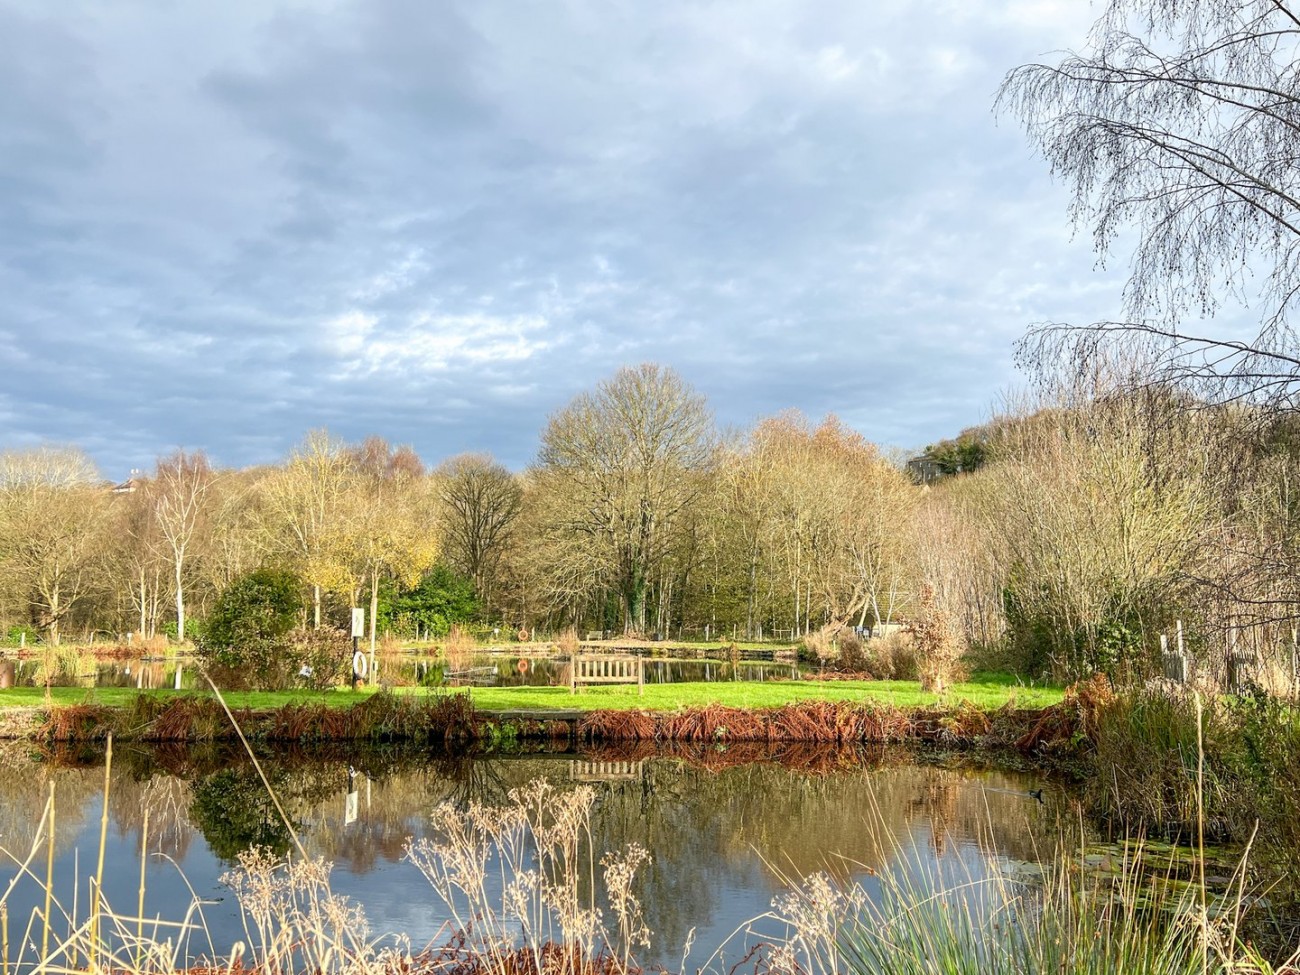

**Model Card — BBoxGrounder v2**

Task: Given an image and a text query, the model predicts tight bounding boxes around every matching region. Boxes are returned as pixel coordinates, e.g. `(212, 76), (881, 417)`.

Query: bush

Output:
(864, 631), (920, 680)
(802, 626), (836, 665)
(197, 568), (346, 689)
(837, 629), (869, 673)
(281, 626), (351, 690)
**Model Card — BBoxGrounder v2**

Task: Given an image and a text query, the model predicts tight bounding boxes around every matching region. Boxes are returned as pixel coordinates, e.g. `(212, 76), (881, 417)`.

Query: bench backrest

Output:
(570, 654), (644, 694)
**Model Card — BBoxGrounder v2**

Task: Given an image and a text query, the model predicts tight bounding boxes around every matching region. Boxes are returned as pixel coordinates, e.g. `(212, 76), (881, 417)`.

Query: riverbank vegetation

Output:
(4, 686), (1064, 749)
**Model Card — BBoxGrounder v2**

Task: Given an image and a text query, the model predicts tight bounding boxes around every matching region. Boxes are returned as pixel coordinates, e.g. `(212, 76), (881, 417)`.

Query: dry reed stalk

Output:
(41, 781), (54, 966)
(88, 735), (112, 973)
(135, 808), (147, 971)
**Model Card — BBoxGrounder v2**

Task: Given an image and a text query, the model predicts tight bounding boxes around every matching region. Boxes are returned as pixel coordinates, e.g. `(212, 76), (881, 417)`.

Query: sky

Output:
(0, 0), (1126, 477)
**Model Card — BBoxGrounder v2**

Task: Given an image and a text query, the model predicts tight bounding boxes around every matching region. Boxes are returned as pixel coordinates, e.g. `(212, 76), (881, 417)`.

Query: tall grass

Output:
(405, 779), (652, 975)
(768, 853), (1258, 975)
(1085, 686), (1300, 865)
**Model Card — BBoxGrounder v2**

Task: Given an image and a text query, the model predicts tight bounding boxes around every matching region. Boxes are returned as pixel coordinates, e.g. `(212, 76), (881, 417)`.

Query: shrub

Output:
(197, 568), (342, 689)
(908, 586), (964, 693)
(802, 626), (837, 665)
(281, 626), (351, 690)
(837, 629), (869, 673)
(865, 631), (920, 680)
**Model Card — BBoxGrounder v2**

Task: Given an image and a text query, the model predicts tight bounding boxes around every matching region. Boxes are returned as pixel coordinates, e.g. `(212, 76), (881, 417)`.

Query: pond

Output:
(0, 739), (1079, 970)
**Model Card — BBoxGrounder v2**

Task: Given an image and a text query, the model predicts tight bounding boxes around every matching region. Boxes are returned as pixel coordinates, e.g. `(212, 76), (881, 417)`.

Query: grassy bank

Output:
(0, 672), (1063, 712)
(0, 685), (1075, 751)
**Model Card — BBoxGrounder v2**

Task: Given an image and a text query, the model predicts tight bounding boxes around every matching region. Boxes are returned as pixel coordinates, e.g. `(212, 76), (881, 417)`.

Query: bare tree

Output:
(435, 453), (522, 614)
(346, 436), (438, 656)
(0, 447), (110, 643)
(151, 449), (216, 641)
(113, 484), (169, 639)
(1000, 0), (1300, 407)
(536, 364), (714, 634)
(261, 430), (358, 627)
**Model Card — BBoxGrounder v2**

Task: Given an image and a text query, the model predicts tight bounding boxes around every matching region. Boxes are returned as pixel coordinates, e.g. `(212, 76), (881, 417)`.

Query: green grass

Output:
(0, 674), (1063, 713)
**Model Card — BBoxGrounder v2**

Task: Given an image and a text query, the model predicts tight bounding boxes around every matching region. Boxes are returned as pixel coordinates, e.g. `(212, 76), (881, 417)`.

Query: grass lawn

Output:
(0, 673), (1063, 713)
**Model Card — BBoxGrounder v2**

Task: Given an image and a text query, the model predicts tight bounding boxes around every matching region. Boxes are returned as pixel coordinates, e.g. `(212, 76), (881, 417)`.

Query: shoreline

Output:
(0, 691), (1085, 755)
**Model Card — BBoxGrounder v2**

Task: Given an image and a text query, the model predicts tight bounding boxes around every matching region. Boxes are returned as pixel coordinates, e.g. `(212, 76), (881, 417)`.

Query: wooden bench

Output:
(570, 654), (644, 695)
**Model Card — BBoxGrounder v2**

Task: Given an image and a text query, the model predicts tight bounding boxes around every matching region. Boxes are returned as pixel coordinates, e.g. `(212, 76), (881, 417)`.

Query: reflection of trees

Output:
(109, 776), (195, 861)
(190, 767), (298, 861)
(579, 759), (1082, 951)
(1, 739), (1088, 955)
(0, 753), (100, 858)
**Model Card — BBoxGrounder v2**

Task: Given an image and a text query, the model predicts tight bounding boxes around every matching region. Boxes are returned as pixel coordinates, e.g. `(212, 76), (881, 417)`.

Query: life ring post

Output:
(351, 636), (364, 690)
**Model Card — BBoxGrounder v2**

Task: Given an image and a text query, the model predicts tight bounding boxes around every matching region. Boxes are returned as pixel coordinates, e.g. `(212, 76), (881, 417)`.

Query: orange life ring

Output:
(516, 658), (530, 674)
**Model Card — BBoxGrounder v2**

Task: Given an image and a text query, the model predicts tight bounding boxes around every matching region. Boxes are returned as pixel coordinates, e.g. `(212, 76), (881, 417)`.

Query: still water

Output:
(0, 740), (1077, 968)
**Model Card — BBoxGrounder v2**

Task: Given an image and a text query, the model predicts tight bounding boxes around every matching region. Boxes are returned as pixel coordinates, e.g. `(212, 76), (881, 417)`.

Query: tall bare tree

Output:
(151, 449), (216, 641)
(536, 364), (715, 634)
(435, 453), (522, 614)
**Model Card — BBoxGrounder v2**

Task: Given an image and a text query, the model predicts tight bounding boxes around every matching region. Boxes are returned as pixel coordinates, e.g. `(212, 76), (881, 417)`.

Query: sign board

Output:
(351, 608), (365, 638)
(345, 790), (358, 826)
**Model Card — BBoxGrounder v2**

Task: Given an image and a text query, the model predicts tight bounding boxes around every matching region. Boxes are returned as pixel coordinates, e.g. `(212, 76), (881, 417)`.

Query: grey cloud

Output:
(1, 0), (1122, 474)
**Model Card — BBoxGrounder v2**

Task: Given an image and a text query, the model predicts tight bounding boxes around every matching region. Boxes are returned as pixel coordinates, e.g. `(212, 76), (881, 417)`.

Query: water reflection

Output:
(0, 741), (1080, 968)
(0, 651), (801, 690)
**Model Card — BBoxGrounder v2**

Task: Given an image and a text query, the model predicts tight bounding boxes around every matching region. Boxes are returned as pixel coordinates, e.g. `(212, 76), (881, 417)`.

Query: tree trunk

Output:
(313, 584), (321, 629)
(623, 557), (647, 634)
(48, 587), (61, 646)
(174, 555), (185, 642)
(369, 567), (379, 656)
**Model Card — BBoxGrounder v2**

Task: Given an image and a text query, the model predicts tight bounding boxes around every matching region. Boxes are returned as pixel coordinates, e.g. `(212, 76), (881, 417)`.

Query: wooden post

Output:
(638, 655), (644, 696)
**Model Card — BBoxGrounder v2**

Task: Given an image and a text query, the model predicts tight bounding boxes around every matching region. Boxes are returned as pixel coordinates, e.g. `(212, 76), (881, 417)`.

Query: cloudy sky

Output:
(1, 0), (1123, 476)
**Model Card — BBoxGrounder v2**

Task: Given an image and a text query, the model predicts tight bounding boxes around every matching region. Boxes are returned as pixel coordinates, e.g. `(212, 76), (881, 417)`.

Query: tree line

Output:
(5, 360), (1300, 684)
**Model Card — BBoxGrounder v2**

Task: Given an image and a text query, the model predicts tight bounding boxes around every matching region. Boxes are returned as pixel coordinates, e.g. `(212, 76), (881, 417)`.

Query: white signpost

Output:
(350, 609), (366, 688)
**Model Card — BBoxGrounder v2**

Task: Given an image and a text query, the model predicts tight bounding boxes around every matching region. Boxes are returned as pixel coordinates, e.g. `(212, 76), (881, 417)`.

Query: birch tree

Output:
(1001, 0), (1300, 410)
(151, 449), (216, 641)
